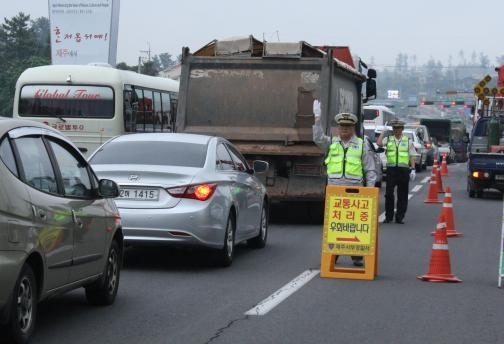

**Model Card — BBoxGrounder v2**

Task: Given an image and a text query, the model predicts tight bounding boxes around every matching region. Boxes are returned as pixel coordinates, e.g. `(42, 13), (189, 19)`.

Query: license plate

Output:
(119, 188), (159, 200)
(495, 175), (504, 180)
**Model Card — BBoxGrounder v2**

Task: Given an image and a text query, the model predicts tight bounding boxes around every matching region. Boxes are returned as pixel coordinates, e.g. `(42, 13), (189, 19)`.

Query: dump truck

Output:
(175, 35), (376, 205)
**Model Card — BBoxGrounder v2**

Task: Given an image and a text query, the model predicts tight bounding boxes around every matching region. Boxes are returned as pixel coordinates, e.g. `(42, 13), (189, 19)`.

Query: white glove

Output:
(313, 99), (321, 118)
(409, 169), (416, 181)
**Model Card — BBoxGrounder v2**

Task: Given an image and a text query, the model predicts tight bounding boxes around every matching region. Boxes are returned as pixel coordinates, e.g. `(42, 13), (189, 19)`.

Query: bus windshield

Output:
(18, 85), (114, 118)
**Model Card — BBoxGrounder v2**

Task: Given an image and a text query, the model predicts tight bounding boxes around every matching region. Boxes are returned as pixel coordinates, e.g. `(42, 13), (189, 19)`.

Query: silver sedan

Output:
(89, 133), (269, 266)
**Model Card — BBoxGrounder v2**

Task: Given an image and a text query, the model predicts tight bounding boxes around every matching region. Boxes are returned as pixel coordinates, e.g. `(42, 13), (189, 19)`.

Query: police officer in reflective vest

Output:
(312, 100), (377, 266)
(377, 119), (416, 224)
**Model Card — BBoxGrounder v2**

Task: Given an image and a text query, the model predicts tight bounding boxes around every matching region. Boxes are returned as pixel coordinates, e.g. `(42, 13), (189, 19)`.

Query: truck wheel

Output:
(476, 190), (483, 198)
(6, 264), (38, 344)
(85, 240), (121, 305)
(468, 189), (475, 198)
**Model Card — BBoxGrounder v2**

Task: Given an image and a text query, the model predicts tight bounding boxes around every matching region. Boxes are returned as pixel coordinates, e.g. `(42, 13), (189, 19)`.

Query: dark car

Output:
(0, 118), (123, 343)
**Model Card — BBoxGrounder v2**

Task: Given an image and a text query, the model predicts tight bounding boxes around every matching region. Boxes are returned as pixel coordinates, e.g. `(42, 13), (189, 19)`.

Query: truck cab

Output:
(467, 106), (504, 198)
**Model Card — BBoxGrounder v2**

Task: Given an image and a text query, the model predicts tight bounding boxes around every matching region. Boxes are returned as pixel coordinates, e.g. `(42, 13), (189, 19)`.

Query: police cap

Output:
(389, 119), (406, 128)
(334, 112), (358, 125)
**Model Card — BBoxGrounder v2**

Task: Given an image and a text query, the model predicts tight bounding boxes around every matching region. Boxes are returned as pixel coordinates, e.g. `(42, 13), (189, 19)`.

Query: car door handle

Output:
(72, 210), (83, 228)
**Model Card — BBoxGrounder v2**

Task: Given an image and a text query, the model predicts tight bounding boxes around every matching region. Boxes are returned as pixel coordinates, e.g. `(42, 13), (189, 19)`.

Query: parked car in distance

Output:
(403, 129), (427, 171)
(0, 118), (123, 344)
(89, 133), (270, 267)
(405, 124), (440, 166)
(363, 132), (385, 187)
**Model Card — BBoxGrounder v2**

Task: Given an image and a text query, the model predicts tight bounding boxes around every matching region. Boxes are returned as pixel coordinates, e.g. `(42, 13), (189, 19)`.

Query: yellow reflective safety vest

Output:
(385, 135), (410, 168)
(324, 138), (364, 180)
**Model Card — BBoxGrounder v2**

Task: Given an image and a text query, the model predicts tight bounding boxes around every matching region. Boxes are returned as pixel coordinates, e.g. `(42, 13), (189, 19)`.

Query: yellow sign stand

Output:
(320, 185), (379, 280)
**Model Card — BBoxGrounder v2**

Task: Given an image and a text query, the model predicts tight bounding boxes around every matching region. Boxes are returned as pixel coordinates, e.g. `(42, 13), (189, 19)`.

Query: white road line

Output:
(421, 176), (430, 184)
(245, 269), (319, 316)
(378, 182), (423, 221)
(411, 184), (423, 192)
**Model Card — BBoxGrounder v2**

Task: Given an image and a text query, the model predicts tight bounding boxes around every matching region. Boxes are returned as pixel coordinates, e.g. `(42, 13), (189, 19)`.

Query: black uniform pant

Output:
(385, 166), (410, 221)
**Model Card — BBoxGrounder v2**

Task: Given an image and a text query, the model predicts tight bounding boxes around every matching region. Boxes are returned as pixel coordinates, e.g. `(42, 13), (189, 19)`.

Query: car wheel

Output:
(6, 264), (37, 344)
(85, 240), (121, 305)
(216, 213), (235, 267)
(248, 201), (268, 248)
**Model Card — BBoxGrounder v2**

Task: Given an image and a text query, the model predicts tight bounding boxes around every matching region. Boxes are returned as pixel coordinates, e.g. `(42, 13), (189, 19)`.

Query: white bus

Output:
(13, 64), (179, 156)
(362, 104), (396, 128)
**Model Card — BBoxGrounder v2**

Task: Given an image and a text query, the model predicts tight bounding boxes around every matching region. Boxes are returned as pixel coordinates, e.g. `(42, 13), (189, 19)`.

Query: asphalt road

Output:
(30, 163), (504, 344)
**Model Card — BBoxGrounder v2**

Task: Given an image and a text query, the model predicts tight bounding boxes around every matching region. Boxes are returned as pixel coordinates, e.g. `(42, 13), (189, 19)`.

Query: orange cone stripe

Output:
(432, 244), (449, 250)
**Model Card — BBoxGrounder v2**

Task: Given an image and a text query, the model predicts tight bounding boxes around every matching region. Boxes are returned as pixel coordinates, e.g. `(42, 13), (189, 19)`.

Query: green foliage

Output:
(0, 12), (50, 116)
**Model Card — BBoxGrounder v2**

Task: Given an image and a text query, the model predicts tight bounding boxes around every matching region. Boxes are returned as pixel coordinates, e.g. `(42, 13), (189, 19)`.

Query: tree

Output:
(0, 13), (50, 116)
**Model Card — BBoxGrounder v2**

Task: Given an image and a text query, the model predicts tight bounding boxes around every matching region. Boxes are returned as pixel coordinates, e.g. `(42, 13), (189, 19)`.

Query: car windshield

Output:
(90, 141), (207, 167)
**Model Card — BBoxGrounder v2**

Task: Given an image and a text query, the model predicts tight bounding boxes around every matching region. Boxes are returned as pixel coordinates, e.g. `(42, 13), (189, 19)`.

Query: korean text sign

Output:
(322, 185), (379, 256)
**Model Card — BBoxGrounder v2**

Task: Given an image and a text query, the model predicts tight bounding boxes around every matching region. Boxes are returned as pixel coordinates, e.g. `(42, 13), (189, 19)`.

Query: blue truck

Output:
(467, 113), (504, 198)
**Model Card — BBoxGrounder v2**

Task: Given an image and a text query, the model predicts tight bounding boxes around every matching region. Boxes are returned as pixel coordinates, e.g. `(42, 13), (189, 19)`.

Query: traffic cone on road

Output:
(440, 154), (449, 176)
(431, 186), (464, 238)
(435, 161), (444, 194)
(438, 186), (463, 237)
(424, 168), (442, 203)
(418, 213), (462, 283)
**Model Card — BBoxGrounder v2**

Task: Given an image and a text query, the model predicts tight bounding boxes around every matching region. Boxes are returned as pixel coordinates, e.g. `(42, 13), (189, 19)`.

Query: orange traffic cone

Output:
(440, 186), (463, 237)
(424, 169), (442, 203)
(440, 154), (448, 176)
(418, 213), (461, 282)
(435, 161), (444, 194)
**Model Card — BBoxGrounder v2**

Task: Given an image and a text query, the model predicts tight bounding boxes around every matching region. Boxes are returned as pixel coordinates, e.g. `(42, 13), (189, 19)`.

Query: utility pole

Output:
(140, 42), (151, 62)
(138, 42), (151, 74)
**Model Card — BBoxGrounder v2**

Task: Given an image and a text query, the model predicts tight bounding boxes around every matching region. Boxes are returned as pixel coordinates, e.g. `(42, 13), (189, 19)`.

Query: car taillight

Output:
(472, 171), (490, 179)
(167, 183), (217, 201)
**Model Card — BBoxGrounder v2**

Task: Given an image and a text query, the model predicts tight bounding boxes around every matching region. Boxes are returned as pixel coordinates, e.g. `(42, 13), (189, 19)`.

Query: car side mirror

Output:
(99, 179), (119, 198)
(252, 160), (269, 174)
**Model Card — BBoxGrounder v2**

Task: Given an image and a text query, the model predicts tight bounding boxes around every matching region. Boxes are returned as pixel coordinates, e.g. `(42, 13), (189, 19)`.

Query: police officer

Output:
(312, 100), (377, 266)
(376, 119), (416, 224)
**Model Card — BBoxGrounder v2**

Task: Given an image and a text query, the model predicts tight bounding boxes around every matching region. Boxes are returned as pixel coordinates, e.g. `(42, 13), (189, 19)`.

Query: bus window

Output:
(18, 85), (114, 118)
(161, 92), (172, 130)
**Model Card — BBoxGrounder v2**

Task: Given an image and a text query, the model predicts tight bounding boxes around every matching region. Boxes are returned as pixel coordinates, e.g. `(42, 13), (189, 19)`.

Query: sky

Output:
(2, 0), (503, 69)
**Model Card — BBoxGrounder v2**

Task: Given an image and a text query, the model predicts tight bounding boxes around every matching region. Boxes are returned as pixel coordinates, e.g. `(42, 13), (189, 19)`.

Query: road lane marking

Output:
(245, 269), (319, 316)
(411, 184), (423, 192)
(378, 181), (423, 222)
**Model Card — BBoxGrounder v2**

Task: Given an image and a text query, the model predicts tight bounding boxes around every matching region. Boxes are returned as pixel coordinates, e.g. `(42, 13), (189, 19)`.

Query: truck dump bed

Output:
(176, 36), (367, 203)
